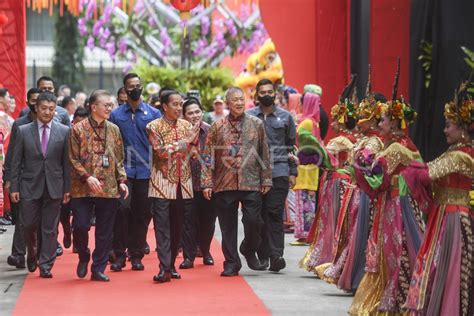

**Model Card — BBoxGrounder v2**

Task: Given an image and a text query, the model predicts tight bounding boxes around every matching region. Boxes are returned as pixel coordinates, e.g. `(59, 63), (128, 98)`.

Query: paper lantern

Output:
(170, 0), (202, 21)
(0, 12), (8, 35)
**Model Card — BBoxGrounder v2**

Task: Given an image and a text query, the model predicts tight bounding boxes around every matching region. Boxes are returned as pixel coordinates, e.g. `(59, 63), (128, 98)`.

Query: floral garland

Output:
(384, 97), (417, 129)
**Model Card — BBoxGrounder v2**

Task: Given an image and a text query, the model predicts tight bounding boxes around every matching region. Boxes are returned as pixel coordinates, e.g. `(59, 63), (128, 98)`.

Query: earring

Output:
(461, 132), (466, 139)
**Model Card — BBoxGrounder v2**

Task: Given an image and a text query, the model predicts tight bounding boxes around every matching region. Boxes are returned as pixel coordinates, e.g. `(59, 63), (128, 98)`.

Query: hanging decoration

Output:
(0, 12), (8, 35)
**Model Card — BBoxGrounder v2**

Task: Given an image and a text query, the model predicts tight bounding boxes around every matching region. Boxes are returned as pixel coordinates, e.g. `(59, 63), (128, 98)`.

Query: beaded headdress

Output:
(331, 74), (358, 124)
(444, 71), (473, 128)
(383, 57), (417, 129)
(357, 65), (384, 124)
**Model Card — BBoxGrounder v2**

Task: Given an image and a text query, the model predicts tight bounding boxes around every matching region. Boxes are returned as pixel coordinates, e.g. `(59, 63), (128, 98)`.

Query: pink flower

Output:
(86, 36), (95, 50)
(106, 42), (116, 59)
(86, 0), (96, 19)
(119, 39), (128, 54)
(201, 16), (210, 36)
(92, 20), (103, 37)
(78, 18), (87, 36)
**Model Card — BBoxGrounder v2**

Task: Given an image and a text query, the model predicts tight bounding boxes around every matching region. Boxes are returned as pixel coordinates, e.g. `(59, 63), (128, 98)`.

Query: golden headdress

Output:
(383, 57), (417, 129)
(331, 74), (358, 124)
(357, 65), (385, 124)
(444, 71), (473, 128)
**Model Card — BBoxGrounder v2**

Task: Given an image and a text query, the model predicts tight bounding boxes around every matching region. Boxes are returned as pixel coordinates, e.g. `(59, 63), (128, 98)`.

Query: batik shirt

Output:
(69, 117), (127, 198)
(146, 117), (194, 200)
(201, 113), (272, 193)
(190, 122), (210, 192)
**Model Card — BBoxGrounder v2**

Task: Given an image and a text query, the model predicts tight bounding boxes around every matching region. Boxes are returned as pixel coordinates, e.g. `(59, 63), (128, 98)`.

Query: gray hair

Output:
(224, 86), (244, 102)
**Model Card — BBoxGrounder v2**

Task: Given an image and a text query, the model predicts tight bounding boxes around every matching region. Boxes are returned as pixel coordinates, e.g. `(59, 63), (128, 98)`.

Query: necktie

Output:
(41, 124), (49, 157)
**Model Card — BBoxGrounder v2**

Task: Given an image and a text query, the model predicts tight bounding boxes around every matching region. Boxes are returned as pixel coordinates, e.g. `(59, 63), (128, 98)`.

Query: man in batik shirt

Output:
(146, 90), (199, 283)
(202, 86), (273, 277)
(69, 90), (129, 282)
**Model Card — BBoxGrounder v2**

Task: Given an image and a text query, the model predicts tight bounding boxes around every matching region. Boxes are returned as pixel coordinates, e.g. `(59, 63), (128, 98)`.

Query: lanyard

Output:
(88, 117), (107, 152)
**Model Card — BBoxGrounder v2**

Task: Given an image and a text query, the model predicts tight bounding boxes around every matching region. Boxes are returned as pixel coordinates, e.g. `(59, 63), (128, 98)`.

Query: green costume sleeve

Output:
(363, 173), (384, 190)
(298, 128), (332, 169)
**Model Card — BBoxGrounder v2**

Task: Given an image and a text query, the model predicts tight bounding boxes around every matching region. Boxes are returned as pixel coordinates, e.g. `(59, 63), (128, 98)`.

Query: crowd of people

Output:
(0, 67), (472, 315)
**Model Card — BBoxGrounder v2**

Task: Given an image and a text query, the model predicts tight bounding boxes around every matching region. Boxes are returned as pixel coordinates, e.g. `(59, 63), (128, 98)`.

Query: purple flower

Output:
(102, 27), (111, 39)
(134, 0), (145, 14)
(207, 46), (217, 59)
(78, 18), (87, 36)
(106, 42), (116, 59)
(119, 39), (128, 54)
(102, 4), (113, 24)
(201, 16), (210, 36)
(215, 32), (227, 50)
(92, 20), (103, 37)
(86, 0), (96, 20)
(193, 38), (208, 57)
(225, 19), (237, 38)
(160, 28), (171, 49)
(148, 16), (156, 27)
(87, 36), (95, 50)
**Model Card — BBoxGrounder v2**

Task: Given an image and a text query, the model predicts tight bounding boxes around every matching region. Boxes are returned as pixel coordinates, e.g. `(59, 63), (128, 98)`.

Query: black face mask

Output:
(127, 88), (142, 101)
(28, 103), (36, 113)
(258, 95), (275, 107)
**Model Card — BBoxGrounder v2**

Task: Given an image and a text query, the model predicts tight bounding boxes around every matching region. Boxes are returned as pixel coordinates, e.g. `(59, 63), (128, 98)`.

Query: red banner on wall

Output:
(0, 0), (26, 118)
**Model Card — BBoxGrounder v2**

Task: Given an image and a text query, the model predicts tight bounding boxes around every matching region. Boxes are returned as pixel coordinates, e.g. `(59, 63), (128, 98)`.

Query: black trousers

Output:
(59, 201), (72, 238)
(20, 191), (62, 271)
(112, 178), (152, 259)
(151, 187), (190, 272)
(214, 191), (263, 271)
(257, 177), (289, 260)
(181, 190), (216, 261)
(72, 198), (118, 273)
(10, 201), (26, 258)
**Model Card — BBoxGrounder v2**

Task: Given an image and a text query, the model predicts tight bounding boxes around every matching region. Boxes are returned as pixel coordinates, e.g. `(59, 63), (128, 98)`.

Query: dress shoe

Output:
(131, 258), (145, 271)
(63, 232), (72, 249)
(39, 269), (53, 278)
(269, 256), (286, 272)
(77, 261), (89, 278)
(7, 255), (26, 269)
(179, 258), (194, 269)
(203, 255), (214, 266)
(110, 256), (126, 272)
(56, 244), (63, 257)
(220, 268), (239, 277)
(143, 243), (150, 255)
(260, 258), (270, 270)
(239, 245), (265, 271)
(27, 257), (37, 273)
(170, 267), (181, 279)
(153, 270), (171, 283)
(91, 271), (110, 282)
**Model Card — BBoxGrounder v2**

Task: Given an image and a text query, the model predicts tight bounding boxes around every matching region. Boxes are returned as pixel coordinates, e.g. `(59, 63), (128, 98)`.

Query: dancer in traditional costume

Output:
(349, 59), (425, 314)
(292, 93), (323, 245)
(337, 70), (386, 293)
(300, 76), (358, 273)
(402, 79), (473, 316)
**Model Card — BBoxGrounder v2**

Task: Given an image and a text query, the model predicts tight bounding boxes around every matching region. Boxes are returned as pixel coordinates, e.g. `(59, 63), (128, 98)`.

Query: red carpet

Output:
(13, 228), (270, 315)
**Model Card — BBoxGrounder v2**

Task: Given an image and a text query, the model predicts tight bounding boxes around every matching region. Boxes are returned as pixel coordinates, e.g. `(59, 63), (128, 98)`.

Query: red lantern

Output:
(0, 12), (8, 35)
(170, 0), (201, 21)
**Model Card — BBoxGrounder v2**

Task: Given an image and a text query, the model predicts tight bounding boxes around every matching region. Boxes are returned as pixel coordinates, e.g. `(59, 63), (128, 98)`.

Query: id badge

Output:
(102, 154), (110, 168)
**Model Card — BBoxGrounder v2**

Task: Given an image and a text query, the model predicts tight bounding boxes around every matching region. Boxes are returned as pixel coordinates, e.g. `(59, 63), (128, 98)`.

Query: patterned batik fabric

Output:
(146, 118), (194, 200)
(69, 118), (127, 198)
(201, 113), (272, 193)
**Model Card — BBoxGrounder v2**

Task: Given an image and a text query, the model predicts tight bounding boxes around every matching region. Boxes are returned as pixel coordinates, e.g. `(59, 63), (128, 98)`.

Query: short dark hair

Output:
(158, 86), (173, 97)
(372, 92), (387, 103)
(256, 79), (275, 93)
(160, 90), (180, 105)
(123, 73), (140, 87)
(0, 88), (8, 97)
(89, 90), (112, 105)
(183, 97), (202, 114)
(27, 88), (42, 101)
(73, 107), (89, 120)
(61, 96), (74, 108)
(117, 87), (126, 97)
(36, 76), (55, 88)
(36, 91), (57, 105)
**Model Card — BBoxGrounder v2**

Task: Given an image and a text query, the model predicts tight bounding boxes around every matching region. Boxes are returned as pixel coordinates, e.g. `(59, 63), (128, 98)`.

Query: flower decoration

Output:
(384, 97), (417, 129)
(444, 78), (473, 126)
(331, 100), (357, 124)
(76, 0), (268, 69)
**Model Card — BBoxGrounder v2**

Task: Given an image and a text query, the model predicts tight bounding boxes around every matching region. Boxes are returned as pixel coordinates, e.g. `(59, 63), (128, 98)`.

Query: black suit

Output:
(10, 120), (71, 271)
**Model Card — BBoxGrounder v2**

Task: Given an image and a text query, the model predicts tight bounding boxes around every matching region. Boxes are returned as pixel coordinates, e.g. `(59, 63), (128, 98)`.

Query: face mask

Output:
(258, 95), (275, 107)
(127, 88), (142, 101)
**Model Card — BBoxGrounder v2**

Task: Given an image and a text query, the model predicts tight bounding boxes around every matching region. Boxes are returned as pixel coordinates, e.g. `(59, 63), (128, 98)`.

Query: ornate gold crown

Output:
(383, 96), (417, 129)
(444, 80), (473, 126)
